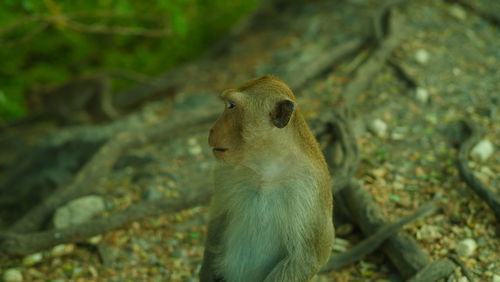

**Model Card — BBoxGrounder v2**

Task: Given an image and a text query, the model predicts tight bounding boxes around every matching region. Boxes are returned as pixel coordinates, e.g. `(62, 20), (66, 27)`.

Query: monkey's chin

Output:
(212, 148), (228, 159)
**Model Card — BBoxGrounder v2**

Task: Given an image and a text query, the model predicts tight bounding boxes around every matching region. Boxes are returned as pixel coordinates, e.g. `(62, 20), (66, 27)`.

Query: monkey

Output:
(200, 75), (334, 282)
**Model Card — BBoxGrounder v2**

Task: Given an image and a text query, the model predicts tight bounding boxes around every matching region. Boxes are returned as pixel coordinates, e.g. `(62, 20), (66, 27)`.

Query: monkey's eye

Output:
(226, 100), (236, 109)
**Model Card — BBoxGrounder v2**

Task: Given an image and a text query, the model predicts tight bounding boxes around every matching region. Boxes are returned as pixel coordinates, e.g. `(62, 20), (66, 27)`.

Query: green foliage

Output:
(0, 0), (261, 120)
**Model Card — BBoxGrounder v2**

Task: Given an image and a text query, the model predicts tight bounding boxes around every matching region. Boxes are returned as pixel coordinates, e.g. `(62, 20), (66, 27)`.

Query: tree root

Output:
(0, 186), (210, 261)
(457, 120), (500, 221)
(321, 200), (438, 272)
(6, 112), (217, 234)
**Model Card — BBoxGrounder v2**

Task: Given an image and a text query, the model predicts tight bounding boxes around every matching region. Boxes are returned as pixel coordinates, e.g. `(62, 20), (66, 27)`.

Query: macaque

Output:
(200, 75), (334, 282)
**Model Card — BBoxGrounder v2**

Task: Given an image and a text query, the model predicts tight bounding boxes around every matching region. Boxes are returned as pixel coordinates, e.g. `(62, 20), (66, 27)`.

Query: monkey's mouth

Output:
(213, 148), (228, 153)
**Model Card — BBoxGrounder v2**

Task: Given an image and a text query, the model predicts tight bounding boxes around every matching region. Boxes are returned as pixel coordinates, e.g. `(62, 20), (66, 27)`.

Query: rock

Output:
(470, 139), (494, 162)
(449, 5), (467, 20)
(416, 225), (440, 242)
(50, 244), (75, 257)
(53, 195), (106, 229)
(88, 235), (103, 245)
(391, 132), (405, 140)
(415, 87), (429, 103)
(143, 186), (163, 200)
(332, 237), (350, 252)
(369, 119), (388, 138)
(3, 268), (23, 281)
(187, 137), (202, 155)
(22, 252), (43, 266)
(415, 49), (430, 64)
(336, 223), (353, 236)
(456, 238), (477, 257)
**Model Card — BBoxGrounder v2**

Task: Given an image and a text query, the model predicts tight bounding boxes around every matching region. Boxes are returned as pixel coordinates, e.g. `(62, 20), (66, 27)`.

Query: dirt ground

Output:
(1, 0), (499, 281)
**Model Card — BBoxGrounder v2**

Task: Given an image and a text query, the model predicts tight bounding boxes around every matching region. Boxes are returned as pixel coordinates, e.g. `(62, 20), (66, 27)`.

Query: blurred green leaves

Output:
(0, 0), (261, 120)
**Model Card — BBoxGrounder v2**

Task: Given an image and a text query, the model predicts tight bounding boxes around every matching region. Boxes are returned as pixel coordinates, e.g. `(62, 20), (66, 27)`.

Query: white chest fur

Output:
(212, 165), (317, 282)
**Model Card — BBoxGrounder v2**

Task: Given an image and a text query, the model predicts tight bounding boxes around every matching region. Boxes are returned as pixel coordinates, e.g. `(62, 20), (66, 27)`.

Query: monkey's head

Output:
(208, 75), (298, 166)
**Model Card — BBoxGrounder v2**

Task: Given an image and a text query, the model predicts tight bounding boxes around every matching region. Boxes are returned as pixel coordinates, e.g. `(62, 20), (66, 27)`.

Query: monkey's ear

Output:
(271, 99), (295, 128)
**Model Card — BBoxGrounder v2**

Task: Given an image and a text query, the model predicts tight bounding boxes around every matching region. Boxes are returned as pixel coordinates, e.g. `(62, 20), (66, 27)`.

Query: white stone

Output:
(88, 235), (103, 245)
(53, 195), (105, 229)
(3, 268), (23, 281)
(415, 49), (430, 64)
(470, 139), (494, 162)
(391, 132), (405, 140)
(50, 244), (75, 257)
(369, 119), (388, 138)
(456, 238), (477, 257)
(22, 252), (43, 266)
(449, 5), (467, 20)
(188, 144), (202, 155)
(415, 87), (429, 103)
(416, 225), (440, 242)
(332, 237), (349, 252)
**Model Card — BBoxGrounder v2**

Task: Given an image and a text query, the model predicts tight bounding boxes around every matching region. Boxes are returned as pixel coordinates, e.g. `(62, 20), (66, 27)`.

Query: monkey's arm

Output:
(263, 253), (320, 282)
(199, 214), (226, 282)
(264, 217), (330, 282)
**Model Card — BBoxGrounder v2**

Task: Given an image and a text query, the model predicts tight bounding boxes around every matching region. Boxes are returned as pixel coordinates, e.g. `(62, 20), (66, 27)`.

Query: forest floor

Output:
(1, 0), (499, 281)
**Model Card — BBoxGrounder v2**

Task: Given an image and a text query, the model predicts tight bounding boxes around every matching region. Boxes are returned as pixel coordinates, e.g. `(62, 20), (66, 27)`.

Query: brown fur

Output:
(201, 75), (334, 282)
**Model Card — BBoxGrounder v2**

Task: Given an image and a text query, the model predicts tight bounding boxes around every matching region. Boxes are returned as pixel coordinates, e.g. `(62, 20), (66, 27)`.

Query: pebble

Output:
(332, 237), (349, 252)
(22, 252), (43, 266)
(187, 137), (202, 155)
(415, 49), (430, 64)
(88, 234), (103, 245)
(143, 186), (163, 200)
(369, 119), (388, 138)
(391, 132), (405, 140)
(456, 238), (477, 257)
(3, 268), (23, 281)
(415, 87), (429, 103)
(416, 225), (440, 242)
(449, 5), (467, 20)
(470, 139), (494, 162)
(336, 223), (353, 236)
(50, 244), (75, 257)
